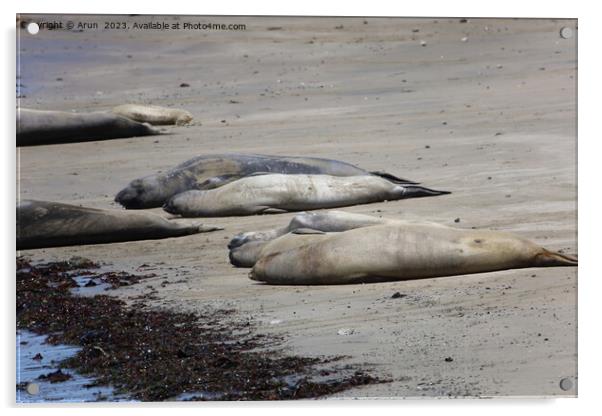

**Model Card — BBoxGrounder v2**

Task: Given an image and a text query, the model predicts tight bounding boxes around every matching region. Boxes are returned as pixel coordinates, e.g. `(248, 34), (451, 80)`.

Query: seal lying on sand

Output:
(112, 104), (193, 126)
(229, 211), (394, 267)
(115, 153), (420, 209)
(17, 108), (159, 147)
(17, 200), (221, 250)
(231, 229), (331, 268)
(249, 223), (578, 285)
(163, 174), (449, 217)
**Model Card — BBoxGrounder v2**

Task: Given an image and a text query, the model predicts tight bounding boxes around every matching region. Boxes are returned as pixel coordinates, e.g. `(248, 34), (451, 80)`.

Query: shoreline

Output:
(16, 258), (384, 401)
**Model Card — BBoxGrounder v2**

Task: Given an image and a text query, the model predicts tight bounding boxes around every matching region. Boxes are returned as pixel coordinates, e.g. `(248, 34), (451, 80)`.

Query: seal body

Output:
(17, 200), (220, 250)
(115, 153), (419, 209)
(112, 104), (193, 125)
(231, 210), (390, 247)
(228, 210), (393, 267)
(163, 174), (448, 217)
(17, 109), (159, 146)
(249, 223), (578, 285)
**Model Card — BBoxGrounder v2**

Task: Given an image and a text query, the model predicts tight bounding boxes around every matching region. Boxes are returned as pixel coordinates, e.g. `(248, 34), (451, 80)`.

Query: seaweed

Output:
(16, 257), (386, 401)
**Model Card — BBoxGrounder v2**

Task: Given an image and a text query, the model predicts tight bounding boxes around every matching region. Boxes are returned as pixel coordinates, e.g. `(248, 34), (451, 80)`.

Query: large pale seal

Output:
(17, 200), (221, 250)
(112, 104), (193, 125)
(228, 211), (393, 267)
(17, 108), (159, 147)
(163, 174), (449, 217)
(114, 153), (419, 209)
(249, 223), (577, 285)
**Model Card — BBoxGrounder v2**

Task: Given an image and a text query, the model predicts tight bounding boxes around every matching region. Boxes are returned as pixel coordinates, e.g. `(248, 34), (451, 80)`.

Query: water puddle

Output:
(16, 262), (155, 402)
(16, 330), (130, 403)
(174, 391), (227, 401)
(70, 274), (112, 296)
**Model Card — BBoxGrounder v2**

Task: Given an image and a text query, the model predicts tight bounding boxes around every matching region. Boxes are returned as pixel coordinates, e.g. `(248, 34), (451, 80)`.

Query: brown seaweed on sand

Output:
(16, 257), (385, 401)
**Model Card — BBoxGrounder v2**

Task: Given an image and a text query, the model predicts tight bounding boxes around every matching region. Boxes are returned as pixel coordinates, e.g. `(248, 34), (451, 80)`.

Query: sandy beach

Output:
(17, 15), (577, 398)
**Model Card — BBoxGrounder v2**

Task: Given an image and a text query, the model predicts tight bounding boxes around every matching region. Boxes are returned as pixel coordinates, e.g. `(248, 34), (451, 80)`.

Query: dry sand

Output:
(17, 15), (577, 398)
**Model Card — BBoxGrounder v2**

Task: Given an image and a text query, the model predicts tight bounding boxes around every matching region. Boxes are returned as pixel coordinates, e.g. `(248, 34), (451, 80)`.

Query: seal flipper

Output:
(244, 172), (272, 178)
(533, 250), (578, 267)
(400, 185), (451, 198)
(140, 122), (161, 135)
(257, 207), (289, 215)
(196, 174), (240, 190)
(165, 219), (224, 233)
(196, 224), (225, 232)
(370, 171), (420, 185)
(292, 228), (327, 235)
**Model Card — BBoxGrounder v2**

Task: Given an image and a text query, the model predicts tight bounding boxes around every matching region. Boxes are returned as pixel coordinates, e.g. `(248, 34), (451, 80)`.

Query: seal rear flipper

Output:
(140, 122), (161, 135)
(196, 224), (224, 232)
(533, 250), (578, 267)
(167, 219), (224, 233)
(400, 185), (451, 198)
(370, 171), (419, 185)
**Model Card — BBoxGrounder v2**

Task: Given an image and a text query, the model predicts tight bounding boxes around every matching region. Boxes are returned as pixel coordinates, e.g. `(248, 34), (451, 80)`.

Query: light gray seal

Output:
(112, 104), (193, 125)
(228, 211), (393, 267)
(163, 173), (449, 217)
(115, 153), (420, 209)
(17, 200), (221, 250)
(231, 229), (330, 269)
(249, 223), (578, 285)
(17, 108), (159, 147)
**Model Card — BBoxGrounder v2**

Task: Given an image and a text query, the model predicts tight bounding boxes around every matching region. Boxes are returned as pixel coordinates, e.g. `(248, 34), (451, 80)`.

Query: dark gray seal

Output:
(115, 153), (420, 209)
(17, 200), (221, 250)
(17, 108), (159, 147)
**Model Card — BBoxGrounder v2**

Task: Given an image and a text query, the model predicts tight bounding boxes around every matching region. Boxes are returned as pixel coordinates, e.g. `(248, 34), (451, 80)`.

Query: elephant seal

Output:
(228, 211), (393, 267)
(112, 104), (193, 125)
(230, 228), (331, 268)
(163, 173), (449, 217)
(249, 223), (578, 285)
(17, 108), (159, 147)
(17, 200), (221, 250)
(115, 153), (419, 209)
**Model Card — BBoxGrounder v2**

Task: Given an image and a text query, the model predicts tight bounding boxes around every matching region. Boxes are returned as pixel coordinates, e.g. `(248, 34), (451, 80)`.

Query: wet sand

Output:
(17, 16), (577, 398)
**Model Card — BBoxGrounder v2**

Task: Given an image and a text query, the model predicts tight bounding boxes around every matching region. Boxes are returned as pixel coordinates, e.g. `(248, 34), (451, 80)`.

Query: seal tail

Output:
(370, 171), (420, 185)
(401, 185), (451, 198)
(141, 122), (161, 136)
(533, 250), (578, 267)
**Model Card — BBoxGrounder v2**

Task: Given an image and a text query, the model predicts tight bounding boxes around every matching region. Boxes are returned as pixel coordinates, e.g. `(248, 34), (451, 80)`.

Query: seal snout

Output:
(228, 235), (248, 250)
(228, 248), (247, 267)
(115, 180), (147, 209)
(115, 188), (143, 209)
(248, 268), (261, 282)
(162, 193), (182, 215)
(162, 198), (178, 215)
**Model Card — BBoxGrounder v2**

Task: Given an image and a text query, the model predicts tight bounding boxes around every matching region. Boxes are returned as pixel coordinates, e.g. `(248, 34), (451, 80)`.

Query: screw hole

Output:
(26, 382), (39, 395)
(560, 27), (573, 39)
(26, 22), (39, 35)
